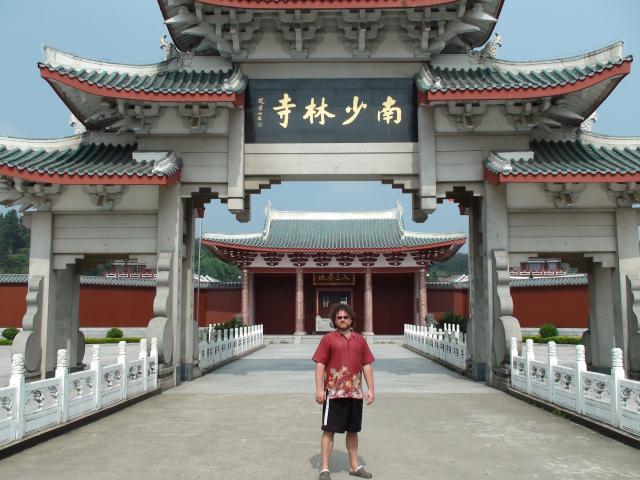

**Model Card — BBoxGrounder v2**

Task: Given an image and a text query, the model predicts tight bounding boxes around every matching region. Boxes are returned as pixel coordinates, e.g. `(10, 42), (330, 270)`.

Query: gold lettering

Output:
(342, 96), (368, 125)
(273, 93), (296, 128)
(303, 97), (336, 125)
(377, 96), (402, 125)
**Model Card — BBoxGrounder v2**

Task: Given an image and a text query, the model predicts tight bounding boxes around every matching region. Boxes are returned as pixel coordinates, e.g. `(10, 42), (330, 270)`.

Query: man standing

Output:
(312, 303), (375, 480)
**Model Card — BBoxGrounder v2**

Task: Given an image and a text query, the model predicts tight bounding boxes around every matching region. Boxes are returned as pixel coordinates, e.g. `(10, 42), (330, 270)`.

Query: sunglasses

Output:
(335, 315), (351, 320)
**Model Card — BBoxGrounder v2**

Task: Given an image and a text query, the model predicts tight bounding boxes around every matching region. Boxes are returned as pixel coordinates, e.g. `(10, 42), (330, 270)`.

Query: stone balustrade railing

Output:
(510, 337), (640, 438)
(199, 325), (263, 370)
(0, 338), (158, 446)
(404, 324), (467, 371)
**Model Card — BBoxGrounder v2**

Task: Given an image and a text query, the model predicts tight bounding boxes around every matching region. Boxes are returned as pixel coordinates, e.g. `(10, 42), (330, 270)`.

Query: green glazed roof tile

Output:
(486, 138), (640, 177)
(0, 138), (181, 179)
(39, 63), (248, 95)
(416, 56), (632, 93)
(204, 210), (466, 251)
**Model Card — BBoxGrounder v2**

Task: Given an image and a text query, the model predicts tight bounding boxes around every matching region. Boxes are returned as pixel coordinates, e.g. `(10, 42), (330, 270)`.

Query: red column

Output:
(241, 268), (249, 326)
(363, 267), (374, 335)
(294, 268), (306, 335)
(419, 267), (428, 326)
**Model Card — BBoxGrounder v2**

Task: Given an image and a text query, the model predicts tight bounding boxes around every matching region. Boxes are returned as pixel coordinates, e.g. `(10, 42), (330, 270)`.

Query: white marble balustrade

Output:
(0, 338), (158, 446)
(404, 324), (467, 371)
(198, 325), (264, 370)
(510, 337), (640, 438)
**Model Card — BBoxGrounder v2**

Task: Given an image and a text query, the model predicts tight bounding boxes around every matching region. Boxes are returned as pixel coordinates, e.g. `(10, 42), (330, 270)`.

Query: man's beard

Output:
(336, 322), (352, 332)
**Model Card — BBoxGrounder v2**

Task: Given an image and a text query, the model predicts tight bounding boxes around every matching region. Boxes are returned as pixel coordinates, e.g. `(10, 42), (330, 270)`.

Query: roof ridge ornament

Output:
(580, 110), (598, 133)
(468, 32), (502, 65)
(160, 35), (194, 67)
(69, 114), (86, 135)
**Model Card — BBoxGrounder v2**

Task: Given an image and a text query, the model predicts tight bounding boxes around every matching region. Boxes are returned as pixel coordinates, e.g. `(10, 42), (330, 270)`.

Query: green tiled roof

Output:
(486, 138), (640, 176)
(416, 56), (631, 94)
(428, 274), (588, 290)
(0, 137), (180, 179)
(39, 63), (247, 95)
(204, 209), (466, 251)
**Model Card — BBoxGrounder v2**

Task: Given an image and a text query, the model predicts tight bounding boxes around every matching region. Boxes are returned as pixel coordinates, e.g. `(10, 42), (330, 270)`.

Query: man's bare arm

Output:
(315, 362), (326, 404)
(363, 364), (374, 405)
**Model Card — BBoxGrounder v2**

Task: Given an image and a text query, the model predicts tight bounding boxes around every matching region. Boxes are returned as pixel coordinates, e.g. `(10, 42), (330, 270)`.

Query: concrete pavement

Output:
(1, 343), (639, 479)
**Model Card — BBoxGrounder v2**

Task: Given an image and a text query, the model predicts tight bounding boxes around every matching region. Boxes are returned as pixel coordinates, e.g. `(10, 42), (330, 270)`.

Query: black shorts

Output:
(321, 396), (363, 433)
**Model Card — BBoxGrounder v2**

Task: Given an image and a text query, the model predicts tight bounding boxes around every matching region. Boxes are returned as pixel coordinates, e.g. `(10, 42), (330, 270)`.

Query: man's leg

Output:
(346, 432), (359, 470)
(321, 431), (335, 471)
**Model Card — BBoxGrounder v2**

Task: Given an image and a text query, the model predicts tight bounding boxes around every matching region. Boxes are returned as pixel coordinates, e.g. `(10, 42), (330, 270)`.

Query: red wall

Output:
(0, 282), (589, 333)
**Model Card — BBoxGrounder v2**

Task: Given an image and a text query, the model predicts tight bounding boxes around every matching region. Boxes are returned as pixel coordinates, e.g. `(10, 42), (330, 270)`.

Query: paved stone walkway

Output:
(1, 344), (639, 479)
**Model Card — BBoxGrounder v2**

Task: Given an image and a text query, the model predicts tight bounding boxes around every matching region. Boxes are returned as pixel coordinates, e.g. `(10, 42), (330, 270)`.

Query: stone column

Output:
(418, 267), (428, 327)
(363, 268), (374, 335)
(294, 268), (305, 335)
(241, 268), (250, 325)
(588, 262), (616, 369)
(54, 263), (82, 370)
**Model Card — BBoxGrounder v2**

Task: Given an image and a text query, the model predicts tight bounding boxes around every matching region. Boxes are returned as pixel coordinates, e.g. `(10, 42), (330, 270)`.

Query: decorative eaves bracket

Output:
(276, 10), (322, 58)
(447, 101), (487, 132)
(0, 177), (63, 212)
(338, 10), (385, 58)
(83, 185), (128, 211)
(606, 182), (640, 207)
(543, 182), (586, 208)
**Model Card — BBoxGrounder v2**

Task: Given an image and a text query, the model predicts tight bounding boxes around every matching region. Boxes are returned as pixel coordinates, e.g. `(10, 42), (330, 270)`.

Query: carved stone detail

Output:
(83, 185), (127, 211)
(468, 32), (502, 65)
(606, 183), (640, 207)
(178, 103), (218, 133)
(544, 183), (586, 208)
(275, 10), (323, 58)
(446, 102), (488, 132)
(11, 354), (25, 375)
(0, 177), (63, 212)
(12, 276), (43, 372)
(492, 250), (522, 368)
(147, 252), (174, 364)
(626, 274), (640, 372)
(337, 10), (385, 58)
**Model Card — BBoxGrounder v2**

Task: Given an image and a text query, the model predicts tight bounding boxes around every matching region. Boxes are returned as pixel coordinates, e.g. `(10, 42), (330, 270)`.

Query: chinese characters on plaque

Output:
(313, 273), (356, 286)
(245, 78), (417, 143)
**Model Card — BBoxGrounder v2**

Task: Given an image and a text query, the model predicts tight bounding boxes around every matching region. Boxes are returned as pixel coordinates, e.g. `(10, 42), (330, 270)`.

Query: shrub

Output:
(1, 327), (20, 341)
(522, 335), (582, 345)
(539, 323), (559, 338)
(214, 314), (244, 331)
(85, 337), (141, 344)
(438, 312), (468, 334)
(106, 327), (124, 338)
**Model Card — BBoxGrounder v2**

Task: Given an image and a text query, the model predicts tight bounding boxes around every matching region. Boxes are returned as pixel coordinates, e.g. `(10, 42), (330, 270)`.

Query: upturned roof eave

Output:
(40, 68), (246, 107)
(201, 237), (467, 254)
(418, 58), (632, 103)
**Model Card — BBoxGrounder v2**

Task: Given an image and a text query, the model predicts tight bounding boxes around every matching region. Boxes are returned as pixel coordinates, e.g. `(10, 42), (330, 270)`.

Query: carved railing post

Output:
(547, 341), (558, 403)
(524, 339), (535, 395)
(90, 345), (103, 410)
(150, 338), (159, 390)
(611, 348), (626, 428)
(9, 354), (26, 440)
(118, 341), (128, 400)
(140, 339), (149, 392)
(575, 345), (587, 414)
(55, 349), (69, 422)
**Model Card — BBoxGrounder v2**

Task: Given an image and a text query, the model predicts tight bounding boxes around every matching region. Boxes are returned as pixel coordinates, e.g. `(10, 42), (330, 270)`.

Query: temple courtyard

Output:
(0, 343), (639, 479)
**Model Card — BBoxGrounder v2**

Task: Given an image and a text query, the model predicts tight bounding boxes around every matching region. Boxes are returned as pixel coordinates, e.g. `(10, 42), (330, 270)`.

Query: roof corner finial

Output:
(469, 32), (502, 65)
(264, 200), (272, 218)
(580, 110), (598, 133)
(394, 199), (404, 218)
(160, 35), (193, 67)
(69, 113), (86, 135)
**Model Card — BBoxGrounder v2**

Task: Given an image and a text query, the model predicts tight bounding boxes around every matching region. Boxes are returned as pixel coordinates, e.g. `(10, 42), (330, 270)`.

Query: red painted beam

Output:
(0, 164), (181, 186)
(40, 68), (245, 107)
(417, 60), (631, 104)
(196, 0), (457, 10)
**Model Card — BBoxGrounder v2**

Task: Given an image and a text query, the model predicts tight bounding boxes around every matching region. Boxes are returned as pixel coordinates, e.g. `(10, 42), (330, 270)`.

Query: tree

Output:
(0, 210), (30, 273)
(195, 243), (241, 282)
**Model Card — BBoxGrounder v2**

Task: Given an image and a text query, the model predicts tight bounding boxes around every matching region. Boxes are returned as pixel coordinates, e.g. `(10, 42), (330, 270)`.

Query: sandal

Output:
(349, 466), (372, 478)
(319, 470), (331, 480)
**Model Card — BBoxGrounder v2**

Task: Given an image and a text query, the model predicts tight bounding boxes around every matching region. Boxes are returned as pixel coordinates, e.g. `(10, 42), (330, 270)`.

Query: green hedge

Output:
(84, 337), (142, 344)
(522, 335), (582, 345)
(0, 339), (12, 346)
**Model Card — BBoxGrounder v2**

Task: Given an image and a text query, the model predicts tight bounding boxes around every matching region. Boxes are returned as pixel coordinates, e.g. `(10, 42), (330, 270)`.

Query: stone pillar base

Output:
(293, 331), (307, 336)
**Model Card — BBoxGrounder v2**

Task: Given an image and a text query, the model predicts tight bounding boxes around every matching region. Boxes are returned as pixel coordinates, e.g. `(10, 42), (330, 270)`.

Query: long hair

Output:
(329, 303), (356, 329)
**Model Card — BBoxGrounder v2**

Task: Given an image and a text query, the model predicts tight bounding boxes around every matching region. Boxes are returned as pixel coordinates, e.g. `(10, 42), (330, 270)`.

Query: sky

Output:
(1, 1), (639, 251)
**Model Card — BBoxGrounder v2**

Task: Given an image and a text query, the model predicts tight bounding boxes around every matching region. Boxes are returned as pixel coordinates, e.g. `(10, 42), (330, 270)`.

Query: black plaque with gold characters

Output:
(245, 78), (417, 143)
